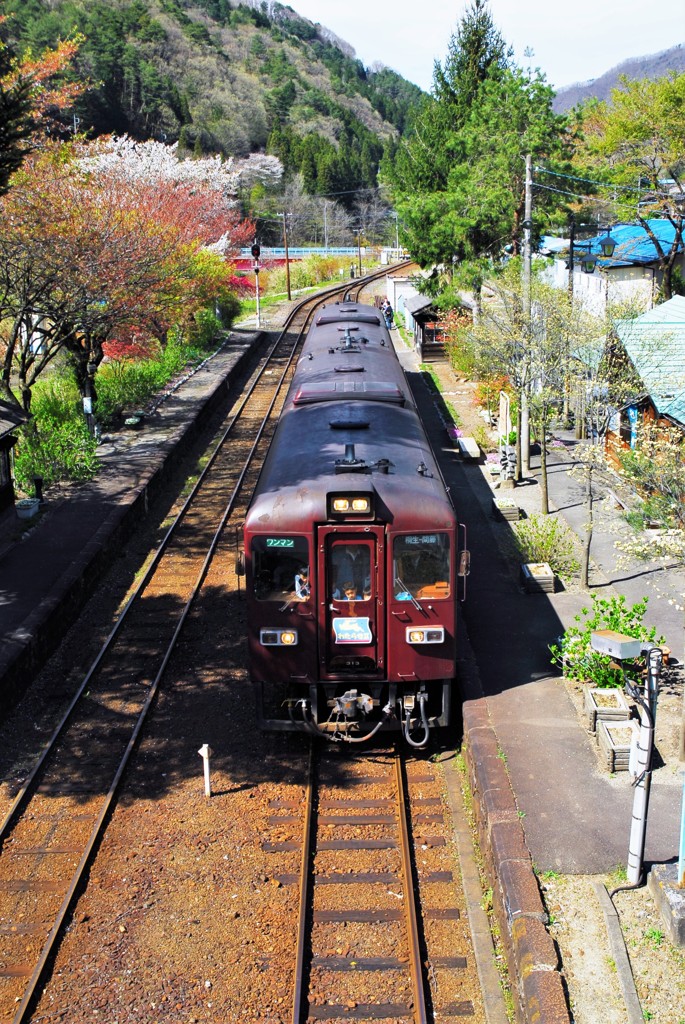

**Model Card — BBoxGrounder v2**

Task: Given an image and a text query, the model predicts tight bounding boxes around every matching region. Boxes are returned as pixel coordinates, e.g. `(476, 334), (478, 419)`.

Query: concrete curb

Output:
(458, 619), (572, 1024)
(594, 882), (644, 1024)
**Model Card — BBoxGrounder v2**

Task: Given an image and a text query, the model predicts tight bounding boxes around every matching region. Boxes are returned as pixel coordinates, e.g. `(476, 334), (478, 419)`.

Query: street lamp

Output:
(580, 226), (618, 274)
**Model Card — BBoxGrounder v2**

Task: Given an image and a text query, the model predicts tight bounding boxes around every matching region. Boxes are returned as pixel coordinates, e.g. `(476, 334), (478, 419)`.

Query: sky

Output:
(288, 0), (685, 94)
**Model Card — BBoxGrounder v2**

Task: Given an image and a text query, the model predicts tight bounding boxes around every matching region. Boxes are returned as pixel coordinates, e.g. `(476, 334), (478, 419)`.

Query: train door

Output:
(317, 528), (385, 678)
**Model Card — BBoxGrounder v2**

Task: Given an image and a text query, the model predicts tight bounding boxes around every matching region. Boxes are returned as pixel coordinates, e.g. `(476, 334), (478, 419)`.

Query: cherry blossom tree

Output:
(0, 139), (254, 412)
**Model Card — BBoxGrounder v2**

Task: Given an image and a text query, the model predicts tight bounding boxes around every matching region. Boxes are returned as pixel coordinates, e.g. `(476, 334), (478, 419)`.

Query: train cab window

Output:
(251, 537), (310, 602)
(393, 534), (451, 600)
(329, 542), (372, 601)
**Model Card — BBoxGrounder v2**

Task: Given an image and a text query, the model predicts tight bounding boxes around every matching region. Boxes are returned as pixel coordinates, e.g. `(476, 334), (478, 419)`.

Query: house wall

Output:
(385, 276), (420, 319)
(541, 252), (685, 315)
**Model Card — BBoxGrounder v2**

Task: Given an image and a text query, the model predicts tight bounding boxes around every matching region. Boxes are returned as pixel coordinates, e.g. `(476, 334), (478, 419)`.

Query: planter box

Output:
(493, 499), (520, 521)
(584, 686), (631, 734)
(16, 499), (40, 520)
(597, 719), (639, 772)
(520, 562), (555, 593)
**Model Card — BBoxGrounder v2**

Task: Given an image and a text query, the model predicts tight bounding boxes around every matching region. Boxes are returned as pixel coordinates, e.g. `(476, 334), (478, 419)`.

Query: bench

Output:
(458, 437), (481, 459)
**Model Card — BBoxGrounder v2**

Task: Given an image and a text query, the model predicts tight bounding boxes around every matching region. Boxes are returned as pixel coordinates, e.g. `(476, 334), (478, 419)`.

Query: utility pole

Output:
(520, 153), (533, 478)
(282, 212), (291, 301)
(323, 200), (328, 251)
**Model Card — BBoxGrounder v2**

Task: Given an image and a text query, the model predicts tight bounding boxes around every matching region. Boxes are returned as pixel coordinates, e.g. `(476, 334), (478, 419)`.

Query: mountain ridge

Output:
(552, 43), (685, 111)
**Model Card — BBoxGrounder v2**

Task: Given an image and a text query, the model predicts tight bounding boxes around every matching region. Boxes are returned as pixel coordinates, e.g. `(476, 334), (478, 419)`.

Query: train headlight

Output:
(328, 493), (373, 517)
(406, 627), (445, 645)
(260, 628), (299, 646)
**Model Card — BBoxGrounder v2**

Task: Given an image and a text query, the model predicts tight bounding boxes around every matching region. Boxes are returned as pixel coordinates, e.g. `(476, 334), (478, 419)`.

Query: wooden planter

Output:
(597, 719), (639, 772)
(584, 686), (631, 734)
(520, 562), (555, 593)
(493, 499), (520, 521)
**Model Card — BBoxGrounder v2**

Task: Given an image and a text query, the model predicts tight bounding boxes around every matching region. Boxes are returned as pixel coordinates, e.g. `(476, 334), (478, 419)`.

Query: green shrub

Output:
(513, 513), (579, 581)
(95, 332), (192, 426)
(14, 377), (99, 488)
(549, 594), (664, 688)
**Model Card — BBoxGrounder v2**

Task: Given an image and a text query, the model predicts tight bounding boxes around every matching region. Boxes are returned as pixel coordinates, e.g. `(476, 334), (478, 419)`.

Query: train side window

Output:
(251, 537), (309, 601)
(393, 534), (451, 600)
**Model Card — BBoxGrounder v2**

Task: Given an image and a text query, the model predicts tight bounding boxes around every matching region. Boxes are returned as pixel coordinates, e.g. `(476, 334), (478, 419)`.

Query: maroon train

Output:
(239, 300), (468, 746)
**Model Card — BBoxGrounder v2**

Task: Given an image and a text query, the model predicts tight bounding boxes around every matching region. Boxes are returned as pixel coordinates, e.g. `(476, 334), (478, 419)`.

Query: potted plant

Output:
(549, 594), (665, 689)
(16, 497), (40, 520)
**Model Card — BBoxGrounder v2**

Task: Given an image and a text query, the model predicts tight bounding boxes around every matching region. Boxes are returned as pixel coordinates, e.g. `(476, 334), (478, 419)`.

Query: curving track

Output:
(0, 266), (406, 1023)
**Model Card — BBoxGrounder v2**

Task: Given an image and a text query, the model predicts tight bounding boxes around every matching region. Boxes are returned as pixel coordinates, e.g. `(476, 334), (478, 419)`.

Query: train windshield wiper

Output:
(394, 576), (423, 611)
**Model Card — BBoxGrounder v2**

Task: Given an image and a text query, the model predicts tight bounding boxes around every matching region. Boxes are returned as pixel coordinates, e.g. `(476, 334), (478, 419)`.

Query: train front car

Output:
(241, 301), (464, 746)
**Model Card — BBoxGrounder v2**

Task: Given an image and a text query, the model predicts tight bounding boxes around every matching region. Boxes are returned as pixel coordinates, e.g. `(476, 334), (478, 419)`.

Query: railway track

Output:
(265, 745), (476, 1023)
(0, 268), (402, 1022)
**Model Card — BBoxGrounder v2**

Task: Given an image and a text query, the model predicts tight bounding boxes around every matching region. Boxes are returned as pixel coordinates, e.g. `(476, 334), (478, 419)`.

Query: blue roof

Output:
(616, 295), (685, 427)
(578, 221), (682, 268)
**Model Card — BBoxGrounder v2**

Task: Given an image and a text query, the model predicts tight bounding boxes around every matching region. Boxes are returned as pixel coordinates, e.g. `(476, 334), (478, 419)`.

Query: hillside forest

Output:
(1, 0), (684, 552)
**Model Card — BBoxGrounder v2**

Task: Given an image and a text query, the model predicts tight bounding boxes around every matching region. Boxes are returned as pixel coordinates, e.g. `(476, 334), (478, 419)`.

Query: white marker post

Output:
(198, 744), (213, 798)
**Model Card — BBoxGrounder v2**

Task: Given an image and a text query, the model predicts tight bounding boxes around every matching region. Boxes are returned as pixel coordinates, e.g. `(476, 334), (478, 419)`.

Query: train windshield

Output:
(251, 537), (310, 602)
(329, 541), (372, 601)
(393, 534), (451, 600)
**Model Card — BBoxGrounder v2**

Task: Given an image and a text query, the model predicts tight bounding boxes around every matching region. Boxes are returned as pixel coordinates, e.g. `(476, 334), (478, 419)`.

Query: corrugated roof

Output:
(616, 296), (685, 426)
(404, 294), (434, 316)
(578, 220), (682, 268)
(0, 400), (27, 441)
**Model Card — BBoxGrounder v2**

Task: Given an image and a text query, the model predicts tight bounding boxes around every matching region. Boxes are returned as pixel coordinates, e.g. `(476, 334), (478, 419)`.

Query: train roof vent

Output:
(293, 382), (405, 405)
(329, 418), (370, 429)
(334, 365), (364, 373)
(316, 313), (381, 326)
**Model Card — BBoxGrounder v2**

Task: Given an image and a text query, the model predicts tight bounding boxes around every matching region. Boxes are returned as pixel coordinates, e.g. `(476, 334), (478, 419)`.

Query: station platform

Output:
(0, 330), (260, 708)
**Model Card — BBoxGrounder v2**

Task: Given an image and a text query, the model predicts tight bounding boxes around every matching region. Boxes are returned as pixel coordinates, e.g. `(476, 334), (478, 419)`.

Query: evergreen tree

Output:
(0, 41), (33, 194)
(383, 0), (566, 285)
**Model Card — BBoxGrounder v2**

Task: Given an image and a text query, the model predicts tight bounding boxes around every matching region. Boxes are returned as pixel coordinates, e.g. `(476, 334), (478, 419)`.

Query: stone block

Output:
(512, 916), (559, 978)
(521, 968), (570, 1024)
(489, 818), (530, 869)
(498, 859), (548, 924)
(647, 862), (685, 947)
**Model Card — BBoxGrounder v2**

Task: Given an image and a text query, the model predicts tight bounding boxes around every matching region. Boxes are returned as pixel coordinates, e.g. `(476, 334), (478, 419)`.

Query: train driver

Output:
(331, 544), (369, 593)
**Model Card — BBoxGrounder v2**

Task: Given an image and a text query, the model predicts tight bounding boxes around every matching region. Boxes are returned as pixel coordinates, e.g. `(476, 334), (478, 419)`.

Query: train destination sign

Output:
(333, 617), (373, 644)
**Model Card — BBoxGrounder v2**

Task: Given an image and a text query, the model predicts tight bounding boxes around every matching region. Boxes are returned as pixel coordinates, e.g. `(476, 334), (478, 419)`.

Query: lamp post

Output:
(579, 226), (618, 273)
(84, 358), (98, 436)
